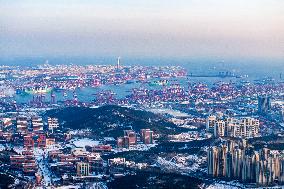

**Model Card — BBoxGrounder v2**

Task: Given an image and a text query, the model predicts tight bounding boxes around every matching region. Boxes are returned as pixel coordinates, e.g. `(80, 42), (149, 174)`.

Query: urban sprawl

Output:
(0, 60), (283, 188)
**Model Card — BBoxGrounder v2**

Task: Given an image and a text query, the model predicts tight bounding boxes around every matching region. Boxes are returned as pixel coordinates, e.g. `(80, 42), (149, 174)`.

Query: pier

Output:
(188, 71), (240, 78)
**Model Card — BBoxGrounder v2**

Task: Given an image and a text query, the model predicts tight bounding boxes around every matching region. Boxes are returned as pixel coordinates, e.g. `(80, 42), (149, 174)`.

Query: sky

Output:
(0, 0), (284, 60)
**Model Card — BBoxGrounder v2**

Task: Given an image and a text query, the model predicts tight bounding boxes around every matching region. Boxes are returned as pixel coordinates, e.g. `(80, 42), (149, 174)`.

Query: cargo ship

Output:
(25, 86), (52, 95)
(149, 80), (169, 86)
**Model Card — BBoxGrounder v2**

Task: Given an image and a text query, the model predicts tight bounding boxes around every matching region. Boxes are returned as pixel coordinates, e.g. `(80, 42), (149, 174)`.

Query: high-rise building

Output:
(206, 115), (216, 134)
(117, 137), (125, 148)
(48, 117), (59, 132)
(207, 146), (220, 177)
(207, 140), (284, 186)
(235, 118), (259, 138)
(76, 162), (90, 177)
(140, 129), (153, 144)
(124, 130), (136, 146)
(280, 108), (284, 122)
(117, 57), (121, 70)
(206, 116), (259, 138)
(16, 116), (28, 134)
(24, 135), (34, 149)
(32, 116), (44, 132)
(117, 130), (137, 148)
(214, 120), (226, 137)
(37, 134), (46, 148)
(258, 96), (271, 114)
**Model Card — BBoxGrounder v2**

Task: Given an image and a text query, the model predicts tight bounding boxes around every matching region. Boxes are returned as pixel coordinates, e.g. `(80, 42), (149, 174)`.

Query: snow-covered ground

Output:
(54, 185), (81, 189)
(0, 144), (5, 151)
(113, 143), (157, 153)
(45, 144), (63, 152)
(103, 137), (115, 141)
(34, 148), (52, 187)
(54, 182), (108, 189)
(206, 183), (239, 189)
(13, 146), (24, 154)
(148, 108), (190, 117)
(206, 181), (246, 189)
(68, 129), (92, 135)
(156, 154), (202, 173)
(33, 145), (63, 187)
(70, 138), (100, 148)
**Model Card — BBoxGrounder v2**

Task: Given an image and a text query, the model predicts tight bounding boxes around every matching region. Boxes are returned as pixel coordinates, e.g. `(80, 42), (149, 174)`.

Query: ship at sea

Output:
(25, 86), (52, 95)
(149, 80), (169, 86)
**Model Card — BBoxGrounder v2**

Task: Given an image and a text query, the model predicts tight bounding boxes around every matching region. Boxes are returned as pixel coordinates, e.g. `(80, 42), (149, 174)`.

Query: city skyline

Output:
(1, 0), (284, 60)
(0, 1), (284, 188)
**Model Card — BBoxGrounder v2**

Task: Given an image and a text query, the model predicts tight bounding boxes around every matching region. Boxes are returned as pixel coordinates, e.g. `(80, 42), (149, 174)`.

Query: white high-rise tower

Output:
(117, 57), (121, 69)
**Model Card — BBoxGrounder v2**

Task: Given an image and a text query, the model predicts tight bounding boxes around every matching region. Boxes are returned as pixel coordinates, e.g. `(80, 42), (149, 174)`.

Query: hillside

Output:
(45, 105), (183, 138)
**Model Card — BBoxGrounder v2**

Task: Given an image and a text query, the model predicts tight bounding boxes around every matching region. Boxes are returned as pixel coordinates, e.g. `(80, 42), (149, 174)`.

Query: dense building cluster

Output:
(10, 150), (38, 175)
(208, 140), (284, 186)
(48, 148), (105, 183)
(14, 116), (59, 134)
(0, 62), (283, 188)
(0, 109), (157, 187)
(206, 116), (260, 138)
(117, 129), (153, 148)
(0, 62), (186, 98)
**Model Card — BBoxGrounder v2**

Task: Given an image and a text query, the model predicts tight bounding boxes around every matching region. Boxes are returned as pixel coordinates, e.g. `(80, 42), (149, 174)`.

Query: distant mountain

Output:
(46, 105), (182, 138)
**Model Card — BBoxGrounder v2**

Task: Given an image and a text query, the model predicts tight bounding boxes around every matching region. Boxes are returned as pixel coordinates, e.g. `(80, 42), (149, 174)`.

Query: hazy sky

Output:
(0, 0), (283, 59)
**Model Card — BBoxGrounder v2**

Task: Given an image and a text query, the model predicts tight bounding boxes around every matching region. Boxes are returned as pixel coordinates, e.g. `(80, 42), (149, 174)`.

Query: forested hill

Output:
(46, 105), (181, 138)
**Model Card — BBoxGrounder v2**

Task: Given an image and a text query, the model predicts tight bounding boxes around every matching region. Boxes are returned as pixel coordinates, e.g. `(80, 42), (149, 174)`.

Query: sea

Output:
(0, 56), (283, 104)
